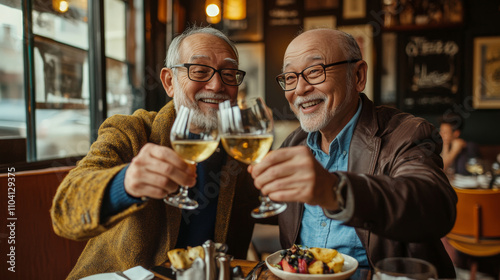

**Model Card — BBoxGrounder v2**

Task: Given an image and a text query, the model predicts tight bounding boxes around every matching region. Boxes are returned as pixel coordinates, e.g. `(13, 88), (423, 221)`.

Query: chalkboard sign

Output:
(398, 30), (463, 113)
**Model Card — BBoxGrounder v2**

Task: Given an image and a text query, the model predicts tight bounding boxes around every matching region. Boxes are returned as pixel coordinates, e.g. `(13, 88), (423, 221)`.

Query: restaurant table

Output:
(150, 259), (371, 280)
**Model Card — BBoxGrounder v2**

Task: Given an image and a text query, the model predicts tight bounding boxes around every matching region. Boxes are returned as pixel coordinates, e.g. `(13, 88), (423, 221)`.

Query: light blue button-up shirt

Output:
(298, 98), (369, 268)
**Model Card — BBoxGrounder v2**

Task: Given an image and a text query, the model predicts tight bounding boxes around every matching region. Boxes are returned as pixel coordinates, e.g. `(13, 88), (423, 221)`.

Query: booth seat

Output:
(0, 166), (86, 280)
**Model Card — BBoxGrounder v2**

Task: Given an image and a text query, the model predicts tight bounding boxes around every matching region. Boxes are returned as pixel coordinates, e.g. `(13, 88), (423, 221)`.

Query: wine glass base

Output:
(251, 202), (287, 219)
(164, 196), (199, 210)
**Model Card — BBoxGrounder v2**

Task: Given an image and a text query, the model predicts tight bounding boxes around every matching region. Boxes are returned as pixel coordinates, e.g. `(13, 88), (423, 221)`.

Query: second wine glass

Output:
(165, 105), (219, 209)
(218, 97), (287, 218)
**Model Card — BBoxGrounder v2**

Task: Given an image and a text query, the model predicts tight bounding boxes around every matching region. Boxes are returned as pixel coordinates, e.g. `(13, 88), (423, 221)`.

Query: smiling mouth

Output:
(199, 98), (227, 104)
(300, 99), (322, 109)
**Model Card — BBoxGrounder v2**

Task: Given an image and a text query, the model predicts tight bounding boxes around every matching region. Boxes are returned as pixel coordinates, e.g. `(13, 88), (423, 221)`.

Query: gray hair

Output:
(336, 31), (363, 62)
(336, 31), (362, 91)
(165, 26), (239, 69)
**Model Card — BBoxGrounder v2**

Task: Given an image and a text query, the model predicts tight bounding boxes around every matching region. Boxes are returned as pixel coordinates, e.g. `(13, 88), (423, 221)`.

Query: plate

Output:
(265, 250), (358, 280)
(80, 272), (118, 280)
(452, 174), (479, 188)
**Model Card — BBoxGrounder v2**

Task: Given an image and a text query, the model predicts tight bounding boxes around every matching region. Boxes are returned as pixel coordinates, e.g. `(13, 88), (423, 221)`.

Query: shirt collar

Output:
(306, 96), (363, 155)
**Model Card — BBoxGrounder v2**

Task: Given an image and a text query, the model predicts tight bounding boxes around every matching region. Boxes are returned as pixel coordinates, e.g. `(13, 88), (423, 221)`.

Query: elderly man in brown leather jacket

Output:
(249, 29), (457, 278)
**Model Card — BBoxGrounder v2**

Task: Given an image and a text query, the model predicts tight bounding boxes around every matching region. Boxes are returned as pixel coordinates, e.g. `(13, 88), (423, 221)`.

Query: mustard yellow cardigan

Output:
(51, 101), (260, 279)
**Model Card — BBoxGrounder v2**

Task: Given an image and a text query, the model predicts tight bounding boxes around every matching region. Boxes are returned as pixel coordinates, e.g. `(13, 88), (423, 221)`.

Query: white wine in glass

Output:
(165, 105), (219, 209)
(219, 97), (287, 218)
(220, 135), (274, 165)
(171, 140), (219, 164)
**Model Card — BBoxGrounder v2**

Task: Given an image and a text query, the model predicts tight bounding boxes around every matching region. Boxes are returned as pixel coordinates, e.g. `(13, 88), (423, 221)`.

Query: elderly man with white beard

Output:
(51, 26), (261, 279)
(249, 28), (457, 278)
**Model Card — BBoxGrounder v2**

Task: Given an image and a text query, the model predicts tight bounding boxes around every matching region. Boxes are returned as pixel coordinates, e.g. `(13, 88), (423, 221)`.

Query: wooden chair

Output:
(0, 166), (87, 280)
(446, 187), (500, 279)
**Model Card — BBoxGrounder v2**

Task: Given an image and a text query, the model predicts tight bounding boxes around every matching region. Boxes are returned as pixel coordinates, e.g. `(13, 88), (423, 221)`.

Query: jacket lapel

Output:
(150, 101), (176, 147)
(349, 94), (381, 262)
(349, 94), (381, 175)
(165, 206), (182, 253)
(213, 156), (238, 244)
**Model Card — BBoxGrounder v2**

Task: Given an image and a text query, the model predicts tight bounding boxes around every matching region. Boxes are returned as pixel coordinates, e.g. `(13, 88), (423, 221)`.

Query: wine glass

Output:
(218, 97), (287, 218)
(164, 105), (220, 209)
(373, 257), (437, 280)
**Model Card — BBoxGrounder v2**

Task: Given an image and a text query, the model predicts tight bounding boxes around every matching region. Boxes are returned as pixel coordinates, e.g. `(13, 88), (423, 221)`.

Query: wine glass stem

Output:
(259, 194), (279, 210)
(179, 186), (189, 197)
(261, 195), (272, 204)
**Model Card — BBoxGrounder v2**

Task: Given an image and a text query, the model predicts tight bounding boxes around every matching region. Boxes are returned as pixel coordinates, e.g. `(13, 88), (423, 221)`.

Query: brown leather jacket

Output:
(278, 94), (457, 278)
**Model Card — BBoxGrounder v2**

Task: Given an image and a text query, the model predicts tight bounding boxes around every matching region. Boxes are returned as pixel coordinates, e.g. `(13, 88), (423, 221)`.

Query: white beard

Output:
(172, 77), (228, 131)
(293, 91), (355, 133)
(293, 95), (331, 133)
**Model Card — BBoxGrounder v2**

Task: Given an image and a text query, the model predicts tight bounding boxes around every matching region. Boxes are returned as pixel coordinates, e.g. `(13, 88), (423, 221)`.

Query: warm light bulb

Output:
(224, 0), (246, 20)
(206, 4), (220, 17)
(59, 0), (69, 12)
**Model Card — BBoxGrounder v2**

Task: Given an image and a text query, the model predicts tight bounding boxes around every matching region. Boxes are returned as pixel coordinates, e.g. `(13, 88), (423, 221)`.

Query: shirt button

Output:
(321, 222), (327, 227)
(343, 150), (347, 156)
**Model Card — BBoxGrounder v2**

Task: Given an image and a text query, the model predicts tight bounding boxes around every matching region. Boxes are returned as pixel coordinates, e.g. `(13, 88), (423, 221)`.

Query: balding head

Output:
(284, 29), (362, 72)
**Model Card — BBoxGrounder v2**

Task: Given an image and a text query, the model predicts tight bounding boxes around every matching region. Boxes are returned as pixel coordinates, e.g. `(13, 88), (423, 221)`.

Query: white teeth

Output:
(201, 98), (225, 104)
(301, 100), (321, 108)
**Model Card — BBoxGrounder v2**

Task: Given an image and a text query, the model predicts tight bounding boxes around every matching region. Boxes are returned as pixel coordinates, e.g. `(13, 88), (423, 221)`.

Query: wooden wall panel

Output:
(0, 166), (87, 280)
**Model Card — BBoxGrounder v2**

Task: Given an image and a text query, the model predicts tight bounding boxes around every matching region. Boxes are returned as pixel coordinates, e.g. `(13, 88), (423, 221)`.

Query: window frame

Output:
(0, 0), (144, 169)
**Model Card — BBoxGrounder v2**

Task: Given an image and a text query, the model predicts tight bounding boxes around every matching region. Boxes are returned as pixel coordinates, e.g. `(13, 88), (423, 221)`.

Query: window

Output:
(33, 0), (90, 160)
(105, 0), (132, 117)
(0, 2), (25, 139)
(0, 0), (144, 164)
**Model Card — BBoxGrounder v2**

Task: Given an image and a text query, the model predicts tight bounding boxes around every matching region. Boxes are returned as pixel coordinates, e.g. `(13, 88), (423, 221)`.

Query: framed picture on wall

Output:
(33, 36), (87, 108)
(380, 32), (397, 105)
(305, 0), (339, 11)
(303, 16), (336, 31)
(236, 43), (265, 100)
(473, 36), (500, 109)
(342, 0), (366, 19)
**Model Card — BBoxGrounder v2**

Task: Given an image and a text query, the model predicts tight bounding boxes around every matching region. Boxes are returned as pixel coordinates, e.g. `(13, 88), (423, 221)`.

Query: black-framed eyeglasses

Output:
(171, 63), (246, 86)
(275, 59), (361, 91)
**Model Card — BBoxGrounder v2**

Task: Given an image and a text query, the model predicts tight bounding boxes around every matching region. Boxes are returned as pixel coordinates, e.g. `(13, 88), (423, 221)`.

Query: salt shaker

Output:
(217, 253), (231, 280)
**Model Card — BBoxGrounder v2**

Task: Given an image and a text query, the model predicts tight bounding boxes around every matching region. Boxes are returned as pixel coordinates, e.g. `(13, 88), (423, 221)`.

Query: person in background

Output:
(249, 28), (457, 278)
(439, 112), (481, 175)
(50, 26), (259, 279)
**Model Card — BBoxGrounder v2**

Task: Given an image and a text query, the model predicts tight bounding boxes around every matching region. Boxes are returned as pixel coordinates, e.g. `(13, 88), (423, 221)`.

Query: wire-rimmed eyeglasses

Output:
(275, 59), (361, 91)
(171, 63), (246, 86)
